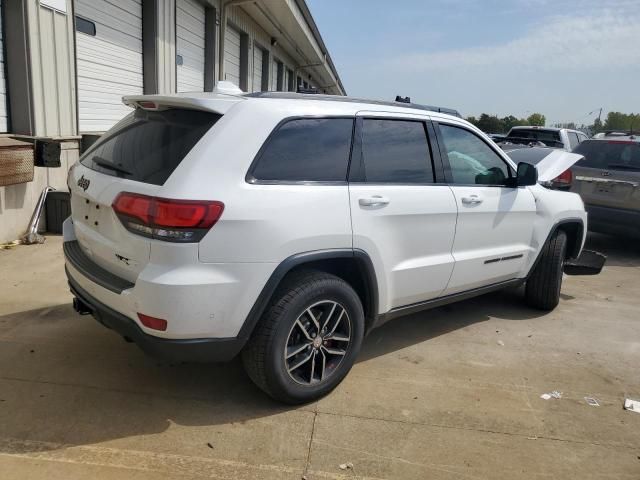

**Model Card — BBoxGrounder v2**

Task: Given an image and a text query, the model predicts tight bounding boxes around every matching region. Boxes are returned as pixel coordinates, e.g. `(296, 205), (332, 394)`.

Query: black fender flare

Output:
(236, 249), (379, 341)
(526, 218), (585, 278)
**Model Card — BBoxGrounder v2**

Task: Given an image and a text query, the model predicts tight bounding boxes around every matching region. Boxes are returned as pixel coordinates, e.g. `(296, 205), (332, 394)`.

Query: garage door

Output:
(176, 0), (205, 92)
(252, 46), (263, 92)
(0, 2), (8, 133)
(270, 59), (278, 91)
(76, 0), (143, 132)
(224, 26), (241, 87)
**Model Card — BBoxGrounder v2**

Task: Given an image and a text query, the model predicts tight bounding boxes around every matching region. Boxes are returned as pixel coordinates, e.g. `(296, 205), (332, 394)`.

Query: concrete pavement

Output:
(0, 233), (639, 479)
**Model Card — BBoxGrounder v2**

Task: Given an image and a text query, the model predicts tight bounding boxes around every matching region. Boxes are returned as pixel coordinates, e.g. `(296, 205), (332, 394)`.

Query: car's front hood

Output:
(535, 150), (584, 182)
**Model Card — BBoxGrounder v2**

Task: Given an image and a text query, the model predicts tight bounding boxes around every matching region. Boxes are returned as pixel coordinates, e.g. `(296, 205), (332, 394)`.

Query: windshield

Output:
(80, 108), (221, 185)
(573, 140), (640, 170)
(506, 129), (562, 147)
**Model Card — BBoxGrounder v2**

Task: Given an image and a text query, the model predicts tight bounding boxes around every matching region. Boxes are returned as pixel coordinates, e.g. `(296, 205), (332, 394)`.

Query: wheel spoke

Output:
(286, 343), (310, 359)
(326, 334), (350, 342)
(295, 319), (314, 341)
(309, 350), (317, 383)
(288, 351), (313, 373)
(319, 349), (327, 381)
(306, 308), (320, 331)
(322, 345), (346, 356)
(328, 308), (345, 335)
(321, 302), (337, 331)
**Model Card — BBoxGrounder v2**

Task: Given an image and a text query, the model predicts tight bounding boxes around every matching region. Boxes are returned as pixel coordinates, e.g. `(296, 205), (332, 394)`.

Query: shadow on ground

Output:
(0, 231), (634, 455)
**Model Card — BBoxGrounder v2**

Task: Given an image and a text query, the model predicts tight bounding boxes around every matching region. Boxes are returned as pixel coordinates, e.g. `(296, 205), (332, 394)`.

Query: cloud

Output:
(386, 9), (640, 72)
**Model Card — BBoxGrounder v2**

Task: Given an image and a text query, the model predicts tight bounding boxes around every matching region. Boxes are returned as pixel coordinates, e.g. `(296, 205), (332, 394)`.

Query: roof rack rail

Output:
(244, 92), (462, 118)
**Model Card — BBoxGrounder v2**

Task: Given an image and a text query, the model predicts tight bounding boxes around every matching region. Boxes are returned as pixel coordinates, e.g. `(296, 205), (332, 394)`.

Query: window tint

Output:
(573, 140), (640, 170)
(439, 124), (511, 185)
(251, 118), (353, 182)
(80, 108), (220, 186)
(568, 132), (580, 150)
(360, 119), (433, 183)
(578, 133), (588, 143)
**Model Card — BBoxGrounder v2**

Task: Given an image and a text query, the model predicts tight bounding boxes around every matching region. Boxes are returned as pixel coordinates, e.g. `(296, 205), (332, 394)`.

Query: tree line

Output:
(466, 111), (640, 135)
(466, 113), (546, 134)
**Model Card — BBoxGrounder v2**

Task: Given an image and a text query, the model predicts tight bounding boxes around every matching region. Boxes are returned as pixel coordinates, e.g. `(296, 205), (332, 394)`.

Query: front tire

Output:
(525, 230), (567, 310)
(242, 271), (364, 404)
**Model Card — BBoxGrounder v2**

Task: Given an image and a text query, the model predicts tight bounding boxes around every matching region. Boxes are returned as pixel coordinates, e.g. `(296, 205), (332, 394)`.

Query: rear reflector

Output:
(138, 313), (168, 331)
(113, 192), (224, 242)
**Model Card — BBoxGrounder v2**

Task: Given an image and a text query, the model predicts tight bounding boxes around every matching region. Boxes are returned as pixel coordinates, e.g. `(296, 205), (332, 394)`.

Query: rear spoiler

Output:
(122, 94), (243, 115)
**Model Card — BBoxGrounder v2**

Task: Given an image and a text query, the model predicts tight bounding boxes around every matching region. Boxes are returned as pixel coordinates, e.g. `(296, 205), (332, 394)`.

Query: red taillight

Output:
(113, 193), (152, 224)
(112, 192), (224, 242)
(553, 169), (573, 185)
(138, 101), (158, 110)
(137, 313), (168, 331)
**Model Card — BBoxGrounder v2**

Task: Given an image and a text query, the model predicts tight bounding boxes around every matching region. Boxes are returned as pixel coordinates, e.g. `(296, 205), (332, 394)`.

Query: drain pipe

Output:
(22, 186), (55, 245)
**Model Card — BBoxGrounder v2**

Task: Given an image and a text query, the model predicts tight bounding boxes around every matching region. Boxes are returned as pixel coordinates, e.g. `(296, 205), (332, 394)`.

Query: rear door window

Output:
(250, 118), (354, 182)
(573, 140), (640, 170)
(568, 132), (580, 150)
(80, 108), (220, 185)
(359, 119), (434, 183)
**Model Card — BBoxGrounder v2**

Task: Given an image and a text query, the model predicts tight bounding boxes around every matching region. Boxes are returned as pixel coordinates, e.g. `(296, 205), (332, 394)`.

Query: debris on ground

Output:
(0, 240), (21, 250)
(497, 340), (505, 346)
(584, 397), (600, 407)
(540, 391), (562, 400)
(206, 442), (214, 449)
(623, 398), (640, 413)
(339, 462), (354, 470)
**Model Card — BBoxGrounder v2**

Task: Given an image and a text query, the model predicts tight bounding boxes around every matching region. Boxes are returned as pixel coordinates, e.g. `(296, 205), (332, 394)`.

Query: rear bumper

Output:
(67, 270), (245, 362)
(586, 204), (640, 237)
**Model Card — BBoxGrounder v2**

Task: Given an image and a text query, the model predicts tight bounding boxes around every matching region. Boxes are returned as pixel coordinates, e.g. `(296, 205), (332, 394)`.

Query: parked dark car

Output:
(571, 135), (640, 237)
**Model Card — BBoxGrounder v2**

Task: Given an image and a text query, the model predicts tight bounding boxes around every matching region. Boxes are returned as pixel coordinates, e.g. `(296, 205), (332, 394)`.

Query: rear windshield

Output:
(80, 108), (220, 185)
(573, 140), (640, 170)
(505, 147), (554, 165)
(506, 129), (562, 147)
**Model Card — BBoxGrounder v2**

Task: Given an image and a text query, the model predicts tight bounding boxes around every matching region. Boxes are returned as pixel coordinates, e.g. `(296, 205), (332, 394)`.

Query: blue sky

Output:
(307, 0), (640, 125)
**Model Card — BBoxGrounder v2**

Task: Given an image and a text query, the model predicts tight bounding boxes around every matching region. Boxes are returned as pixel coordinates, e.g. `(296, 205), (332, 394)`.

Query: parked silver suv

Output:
(572, 134), (640, 237)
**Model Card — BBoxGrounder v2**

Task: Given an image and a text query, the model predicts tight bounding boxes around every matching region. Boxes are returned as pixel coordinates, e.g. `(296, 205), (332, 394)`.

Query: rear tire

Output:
(242, 270), (364, 404)
(525, 230), (567, 310)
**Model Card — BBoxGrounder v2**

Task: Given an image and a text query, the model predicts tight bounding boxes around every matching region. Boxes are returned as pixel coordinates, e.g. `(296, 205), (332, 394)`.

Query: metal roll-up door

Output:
(252, 46), (263, 92)
(224, 26), (241, 87)
(76, 0), (143, 132)
(0, 2), (9, 132)
(270, 59), (278, 91)
(176, 0), (205, 92)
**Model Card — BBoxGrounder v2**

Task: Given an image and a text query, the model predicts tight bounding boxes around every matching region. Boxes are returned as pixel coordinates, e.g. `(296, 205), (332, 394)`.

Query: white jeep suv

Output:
(64, 87), (599, 403)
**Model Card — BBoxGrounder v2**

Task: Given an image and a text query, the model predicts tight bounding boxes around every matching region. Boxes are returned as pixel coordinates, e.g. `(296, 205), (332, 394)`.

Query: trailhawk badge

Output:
(77, 175), (90, 191)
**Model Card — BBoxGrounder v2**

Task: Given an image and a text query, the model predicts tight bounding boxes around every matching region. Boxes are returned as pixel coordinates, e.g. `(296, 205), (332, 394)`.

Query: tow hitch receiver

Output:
(564, 250), (606, 276)
(73, 297), (93, 315)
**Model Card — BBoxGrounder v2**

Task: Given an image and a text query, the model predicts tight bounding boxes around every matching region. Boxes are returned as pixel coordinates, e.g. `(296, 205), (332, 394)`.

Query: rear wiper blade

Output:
(607, 163), (640, 171)
(92, 156), (132, 176)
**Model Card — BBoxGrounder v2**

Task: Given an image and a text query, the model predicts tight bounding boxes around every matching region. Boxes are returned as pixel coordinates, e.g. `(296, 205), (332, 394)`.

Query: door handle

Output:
(461, 195), (483, 205)
(359, 195), (389, 207)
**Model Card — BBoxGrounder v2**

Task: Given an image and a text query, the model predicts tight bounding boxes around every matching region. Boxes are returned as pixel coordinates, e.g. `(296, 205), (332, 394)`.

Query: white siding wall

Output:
(176, 0), (205, 92)
(223, 25), (241, 86)
(76, 0), (143, 132)
(0, 2), (7, 132)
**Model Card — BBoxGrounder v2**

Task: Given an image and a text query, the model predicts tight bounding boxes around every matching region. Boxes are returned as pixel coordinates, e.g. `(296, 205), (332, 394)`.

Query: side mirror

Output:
(516, 162), (537, 186)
